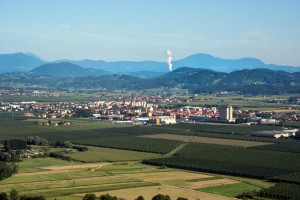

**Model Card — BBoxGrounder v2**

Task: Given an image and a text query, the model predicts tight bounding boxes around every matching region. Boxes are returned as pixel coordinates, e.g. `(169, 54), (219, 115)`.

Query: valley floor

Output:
(0, 154), (265, 200)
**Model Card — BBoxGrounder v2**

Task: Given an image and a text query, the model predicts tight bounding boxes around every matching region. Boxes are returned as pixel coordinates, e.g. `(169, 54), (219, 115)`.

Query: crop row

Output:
(271, 172), (300, 184)
(71, 136), (182, 154)
(0, 120), (282, 144)
(144, 143), (300, 181)
(252, 142), (300, 153)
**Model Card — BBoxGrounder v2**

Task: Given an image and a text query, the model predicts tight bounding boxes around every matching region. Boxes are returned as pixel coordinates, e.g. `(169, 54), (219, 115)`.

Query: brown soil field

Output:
(184, 178), (239, 189)
(123, 171), (213, 182)
(142, 134), (272, 147)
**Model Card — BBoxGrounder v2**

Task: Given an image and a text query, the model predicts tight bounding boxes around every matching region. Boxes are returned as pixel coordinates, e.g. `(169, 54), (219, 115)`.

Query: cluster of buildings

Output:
(0, 89), (60, 97)
(235, 109), (300, 122)
(0, 95), (235, 125)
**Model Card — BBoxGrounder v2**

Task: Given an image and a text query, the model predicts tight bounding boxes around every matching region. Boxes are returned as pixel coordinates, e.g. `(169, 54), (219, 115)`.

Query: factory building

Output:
(219, 105), (234, 122)
(149, 114), (177, 125)
(135, 114), (176, 125)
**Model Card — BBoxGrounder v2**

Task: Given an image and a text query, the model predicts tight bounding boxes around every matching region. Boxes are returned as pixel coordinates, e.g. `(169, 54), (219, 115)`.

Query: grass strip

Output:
(197, 182), (261, 198)
(23, 182), (159, 197)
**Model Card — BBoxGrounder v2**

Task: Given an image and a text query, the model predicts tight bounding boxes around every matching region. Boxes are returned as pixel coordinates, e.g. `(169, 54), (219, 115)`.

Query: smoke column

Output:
(166, 50), (173, 72)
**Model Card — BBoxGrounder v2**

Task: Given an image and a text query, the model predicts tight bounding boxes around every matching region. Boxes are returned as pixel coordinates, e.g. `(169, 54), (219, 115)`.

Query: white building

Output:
(251, 130), (297, 138)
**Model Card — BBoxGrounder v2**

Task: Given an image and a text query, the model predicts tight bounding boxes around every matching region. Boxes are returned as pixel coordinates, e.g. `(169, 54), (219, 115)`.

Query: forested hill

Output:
(1, 67), (300, 95)
(29, 62), (111, 77)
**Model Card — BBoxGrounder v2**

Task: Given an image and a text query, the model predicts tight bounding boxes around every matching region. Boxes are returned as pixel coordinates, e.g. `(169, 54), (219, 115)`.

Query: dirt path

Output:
(41, 162), (109, 170)
(15, 169), (73, 177)
(162, 142), (187, 158)
(91, 164), (103, 172)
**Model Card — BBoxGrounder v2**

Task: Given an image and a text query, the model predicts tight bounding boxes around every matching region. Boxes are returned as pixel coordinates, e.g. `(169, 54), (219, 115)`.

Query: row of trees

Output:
(0, 189), (45, 200)
(83, 193), (188, 200)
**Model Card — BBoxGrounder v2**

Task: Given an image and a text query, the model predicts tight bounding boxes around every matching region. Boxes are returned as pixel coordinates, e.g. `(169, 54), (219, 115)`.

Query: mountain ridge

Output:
(0, 52), (299, 76)
(1, 67), (299, 95)
(30, 62), (111, 77)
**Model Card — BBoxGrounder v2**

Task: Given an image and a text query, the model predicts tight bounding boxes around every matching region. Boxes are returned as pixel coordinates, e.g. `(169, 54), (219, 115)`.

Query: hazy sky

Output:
(1, 0), (300, 66)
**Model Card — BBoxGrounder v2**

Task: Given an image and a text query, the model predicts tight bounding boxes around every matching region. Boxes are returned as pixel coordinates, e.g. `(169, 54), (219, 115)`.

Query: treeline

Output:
(82, 193), (188, 200)
(3, 139), (27, 151)
(52, 141), (88, 151)
(48, 152), (72, 161)
(0, 189), (45, 200)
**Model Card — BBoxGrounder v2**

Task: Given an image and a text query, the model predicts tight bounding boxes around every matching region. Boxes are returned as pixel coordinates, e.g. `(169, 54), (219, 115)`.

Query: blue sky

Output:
(1, 0), (300, 66)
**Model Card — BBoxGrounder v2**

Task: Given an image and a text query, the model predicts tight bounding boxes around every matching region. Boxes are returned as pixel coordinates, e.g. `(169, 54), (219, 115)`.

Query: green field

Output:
(197, 182), (261, 197)
(67, 146), (160, 162)
(17, 157), (80, 173)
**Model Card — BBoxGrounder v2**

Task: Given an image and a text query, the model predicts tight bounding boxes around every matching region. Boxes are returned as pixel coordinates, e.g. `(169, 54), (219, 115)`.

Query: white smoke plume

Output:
(166, 50), (173, 72)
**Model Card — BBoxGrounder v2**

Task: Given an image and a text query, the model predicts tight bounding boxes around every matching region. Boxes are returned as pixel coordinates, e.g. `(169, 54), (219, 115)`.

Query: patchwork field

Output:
(90, 185), (233, 200)
(0, 157), (264, 199)
(141, 134), (273, 147)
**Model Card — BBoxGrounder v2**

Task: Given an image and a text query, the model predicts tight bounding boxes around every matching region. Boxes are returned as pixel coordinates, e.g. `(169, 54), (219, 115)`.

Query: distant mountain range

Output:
(0, 52), (299, 78)
(1, 67), (300, 95)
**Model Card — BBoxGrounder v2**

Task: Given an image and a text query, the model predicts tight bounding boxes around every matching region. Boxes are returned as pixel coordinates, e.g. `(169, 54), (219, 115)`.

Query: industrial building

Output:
(219, 105), (234, 122)
(251, 129), (298, 138)
(135, 114), (176, 125)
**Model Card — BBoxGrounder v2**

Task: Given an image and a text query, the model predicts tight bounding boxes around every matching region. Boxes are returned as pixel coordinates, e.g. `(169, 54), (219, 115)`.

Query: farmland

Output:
(1, 119), (300, 199)
(197, 182), (261, 198)
(67, 146), (160, 162)
(1, 158), (246, 200)
(144, 142), (300, 181)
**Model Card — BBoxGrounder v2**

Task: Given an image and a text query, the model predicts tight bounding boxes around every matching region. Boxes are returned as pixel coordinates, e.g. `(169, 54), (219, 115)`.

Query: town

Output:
(1, 90), (300, 126)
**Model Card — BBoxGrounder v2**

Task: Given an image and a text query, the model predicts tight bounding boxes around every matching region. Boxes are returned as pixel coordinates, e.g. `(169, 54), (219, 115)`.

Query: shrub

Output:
(136, 196), (145, 200)
(83, 193), (96, 200)
(99, 194), (118, 200)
